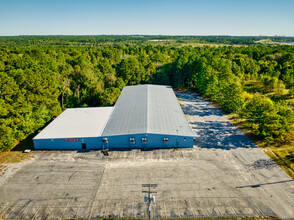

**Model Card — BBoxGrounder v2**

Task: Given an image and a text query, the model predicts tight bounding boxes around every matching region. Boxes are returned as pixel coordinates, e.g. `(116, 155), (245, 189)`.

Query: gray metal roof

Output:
(34, 107), (113, 139)
(102, 85), (194, 137)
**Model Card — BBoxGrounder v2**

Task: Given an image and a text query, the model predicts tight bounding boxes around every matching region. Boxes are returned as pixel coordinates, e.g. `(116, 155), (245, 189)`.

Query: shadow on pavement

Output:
(177, 91), (256, 150)
(235, 179), (294, 188)
(192, 120), (257, 150)
(178, 92), (223, 117)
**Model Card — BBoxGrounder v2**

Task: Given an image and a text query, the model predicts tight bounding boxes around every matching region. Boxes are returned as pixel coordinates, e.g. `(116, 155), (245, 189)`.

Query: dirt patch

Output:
(252, 159), (277, 169)
(0, 151), (35, 187)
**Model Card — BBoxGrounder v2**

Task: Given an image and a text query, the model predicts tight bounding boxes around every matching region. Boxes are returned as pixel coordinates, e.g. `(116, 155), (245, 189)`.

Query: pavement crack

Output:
(68, 171), (77, 181)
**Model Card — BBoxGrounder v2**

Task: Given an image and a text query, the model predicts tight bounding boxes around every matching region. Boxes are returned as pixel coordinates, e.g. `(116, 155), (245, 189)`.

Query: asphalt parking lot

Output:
(0, 91), (293, 219)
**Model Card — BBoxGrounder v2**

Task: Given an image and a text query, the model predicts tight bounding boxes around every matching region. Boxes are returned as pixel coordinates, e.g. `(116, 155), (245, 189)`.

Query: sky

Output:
(0, 0), (293, 36)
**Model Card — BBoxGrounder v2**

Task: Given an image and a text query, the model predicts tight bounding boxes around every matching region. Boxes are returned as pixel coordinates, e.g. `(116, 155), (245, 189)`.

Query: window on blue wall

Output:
(130, 138), (135, 144)
(103, 138), (108, 143)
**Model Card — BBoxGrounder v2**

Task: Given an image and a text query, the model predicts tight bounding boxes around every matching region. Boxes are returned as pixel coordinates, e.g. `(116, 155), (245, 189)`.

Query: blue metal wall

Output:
(33, 137), (101, 150)
(34, 134), (194, 150)
(102, 133), (194, 149)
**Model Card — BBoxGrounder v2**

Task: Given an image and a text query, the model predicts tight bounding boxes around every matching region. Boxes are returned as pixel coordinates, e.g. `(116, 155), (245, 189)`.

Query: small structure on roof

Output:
(33, 85), (195, 150)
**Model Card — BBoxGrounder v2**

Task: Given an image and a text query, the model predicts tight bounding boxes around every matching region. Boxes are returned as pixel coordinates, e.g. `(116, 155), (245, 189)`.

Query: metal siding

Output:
(104, 133), (194, 149)
(34, 134), (194, 150)
(145, 134), (176, 149)
(102, 85), (194, 137)
(103, 134), (146, 149)
(34, 137), (101, 150)
(147, 85), (194, 136)
(177, 136), (194, 148)
(33, 85), (194, 150)
(34, 107), (113, 139)
(102, 86), (147, 136)
(145, 134), (194, 148)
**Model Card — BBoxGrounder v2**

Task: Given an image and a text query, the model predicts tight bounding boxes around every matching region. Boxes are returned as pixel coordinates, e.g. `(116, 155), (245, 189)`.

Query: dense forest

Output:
(1, 35), (294, 47)
(1, 36), (294, 155)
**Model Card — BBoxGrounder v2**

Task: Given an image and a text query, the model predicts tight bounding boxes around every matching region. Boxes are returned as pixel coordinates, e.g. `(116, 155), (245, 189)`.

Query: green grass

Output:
(0, 151), (32, 164)
(260, 140), (294, 179)
(239, 78), (294, 179)
(145, 40), (246, 48)
(227, 114), (294, 180)
(0, 151), (32, 177)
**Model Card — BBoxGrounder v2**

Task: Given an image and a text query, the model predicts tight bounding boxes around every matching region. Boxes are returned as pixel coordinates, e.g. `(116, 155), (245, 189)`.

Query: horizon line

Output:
(0, 34), (294, 38)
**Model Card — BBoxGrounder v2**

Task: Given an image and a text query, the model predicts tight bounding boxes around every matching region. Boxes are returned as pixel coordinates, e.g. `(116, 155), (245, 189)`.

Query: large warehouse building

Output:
(33, 85), (195, 150)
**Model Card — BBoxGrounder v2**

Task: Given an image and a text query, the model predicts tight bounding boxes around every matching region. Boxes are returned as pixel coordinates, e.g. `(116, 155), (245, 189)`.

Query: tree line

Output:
(1, 39), (294, 152)
(0, 44), (174, 151)
(1, 35), (294, 47)
(153, 45), (294, 141)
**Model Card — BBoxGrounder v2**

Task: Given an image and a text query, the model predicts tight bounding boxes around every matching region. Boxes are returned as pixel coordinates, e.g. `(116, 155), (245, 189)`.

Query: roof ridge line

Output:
(99, 107), (115, 136)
